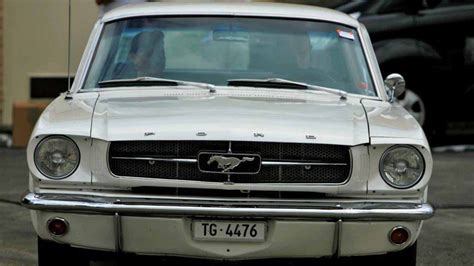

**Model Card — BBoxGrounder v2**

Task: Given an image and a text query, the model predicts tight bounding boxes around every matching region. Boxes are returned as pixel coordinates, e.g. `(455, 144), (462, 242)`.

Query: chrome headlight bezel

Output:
(33, 136), (81, 180)
(379, 145), (425, 189)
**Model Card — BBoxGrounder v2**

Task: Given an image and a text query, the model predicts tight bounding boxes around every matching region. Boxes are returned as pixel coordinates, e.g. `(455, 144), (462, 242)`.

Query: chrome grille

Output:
(108, 141), (351, 184)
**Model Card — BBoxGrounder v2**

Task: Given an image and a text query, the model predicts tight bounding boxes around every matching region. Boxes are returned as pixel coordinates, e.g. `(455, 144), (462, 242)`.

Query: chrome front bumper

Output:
(21, 192), (434, 221)
(22, 192), (434, 258)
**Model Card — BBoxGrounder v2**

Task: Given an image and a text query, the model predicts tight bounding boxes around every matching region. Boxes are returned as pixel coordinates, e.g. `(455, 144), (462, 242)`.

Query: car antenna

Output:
(65, 0), (73, 100)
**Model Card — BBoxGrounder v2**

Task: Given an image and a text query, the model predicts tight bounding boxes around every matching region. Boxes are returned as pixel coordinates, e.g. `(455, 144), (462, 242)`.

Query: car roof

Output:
(101, 2), (359, 28)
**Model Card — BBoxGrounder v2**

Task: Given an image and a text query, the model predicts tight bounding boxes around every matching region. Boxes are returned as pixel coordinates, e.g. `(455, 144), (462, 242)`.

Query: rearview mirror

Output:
(385, 73), (406, 102)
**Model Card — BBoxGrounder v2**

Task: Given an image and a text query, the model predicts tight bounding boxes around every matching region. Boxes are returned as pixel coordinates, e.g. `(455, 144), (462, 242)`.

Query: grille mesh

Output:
(108, 141), (351, 184)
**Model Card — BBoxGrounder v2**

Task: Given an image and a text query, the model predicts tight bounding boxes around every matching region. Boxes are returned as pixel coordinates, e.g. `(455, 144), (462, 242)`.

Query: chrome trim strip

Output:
(46, 217), (69, 237)
(379, 145), (426, 189)
(34, 136), (81, 180)
(261, 161), (347, 166)
(33, 188), (405, 204)
(358, 24), (385, 100)
(107, 142), (353, 186)
(112, 157), (197, 163)
(74, 21), (103, 93)
(111, 157), (347, 167)
(114, 213), (123, 253)
(22, 193), (434, 221)
(388, 225), (411, 246)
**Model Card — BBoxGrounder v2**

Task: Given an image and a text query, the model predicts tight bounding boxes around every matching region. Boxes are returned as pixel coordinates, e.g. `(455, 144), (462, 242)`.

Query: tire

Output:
(381, 61), (447, 142)
(38, 237), (90, 266)
(397, 89), (426, 127)
(398, 86), (447, 144)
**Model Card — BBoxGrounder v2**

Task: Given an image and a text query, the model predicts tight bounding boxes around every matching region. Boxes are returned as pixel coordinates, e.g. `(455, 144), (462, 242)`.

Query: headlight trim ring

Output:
(33, 135), (81, 180)
(379, 145), (425, 189)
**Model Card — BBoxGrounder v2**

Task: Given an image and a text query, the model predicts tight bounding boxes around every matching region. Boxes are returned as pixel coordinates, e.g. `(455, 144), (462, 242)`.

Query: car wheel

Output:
(397, 89), (426, 126)
(381, 61), (447, 141)
(38, 237), (89, 266)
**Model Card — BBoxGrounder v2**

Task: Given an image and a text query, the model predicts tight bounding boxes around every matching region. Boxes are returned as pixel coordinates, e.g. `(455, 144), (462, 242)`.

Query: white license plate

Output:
(193, 220), (266, 242)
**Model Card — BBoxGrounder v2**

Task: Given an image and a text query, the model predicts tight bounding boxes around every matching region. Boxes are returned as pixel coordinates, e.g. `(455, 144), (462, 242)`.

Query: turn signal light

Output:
(389, 226), (410, 245)
(47, 218), (69, 236)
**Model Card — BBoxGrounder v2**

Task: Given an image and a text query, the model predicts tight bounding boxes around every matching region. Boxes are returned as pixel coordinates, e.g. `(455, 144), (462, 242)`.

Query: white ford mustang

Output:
(22, 2), (434, 265)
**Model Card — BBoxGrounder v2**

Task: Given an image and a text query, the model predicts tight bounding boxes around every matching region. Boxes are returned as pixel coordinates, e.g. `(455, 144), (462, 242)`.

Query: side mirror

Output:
(384, 73), (406, 102)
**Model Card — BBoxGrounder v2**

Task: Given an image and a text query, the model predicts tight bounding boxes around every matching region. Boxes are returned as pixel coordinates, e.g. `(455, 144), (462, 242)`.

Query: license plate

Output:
(193, 220), (266, 242)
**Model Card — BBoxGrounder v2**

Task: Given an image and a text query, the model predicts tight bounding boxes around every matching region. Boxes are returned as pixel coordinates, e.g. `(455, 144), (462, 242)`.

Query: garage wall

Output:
(2, 0), (98, 126)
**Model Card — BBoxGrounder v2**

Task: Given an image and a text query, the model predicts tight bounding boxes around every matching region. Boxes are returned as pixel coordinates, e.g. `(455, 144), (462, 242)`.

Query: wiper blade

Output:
(98, 77), (216, 92)
(228, 78), (347, 100)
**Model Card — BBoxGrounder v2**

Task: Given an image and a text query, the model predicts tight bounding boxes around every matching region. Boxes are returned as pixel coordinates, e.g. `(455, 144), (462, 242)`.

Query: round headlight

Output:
(379, 145), (425, 189)
(34, 136), (80, 179)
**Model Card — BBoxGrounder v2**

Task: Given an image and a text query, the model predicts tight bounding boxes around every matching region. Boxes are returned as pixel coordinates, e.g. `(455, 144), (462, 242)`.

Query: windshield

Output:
(83, 16), (376, 96)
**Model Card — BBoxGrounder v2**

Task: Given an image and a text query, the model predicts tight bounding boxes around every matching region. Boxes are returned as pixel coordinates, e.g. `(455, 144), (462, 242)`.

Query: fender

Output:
(373, 38), (442, 65)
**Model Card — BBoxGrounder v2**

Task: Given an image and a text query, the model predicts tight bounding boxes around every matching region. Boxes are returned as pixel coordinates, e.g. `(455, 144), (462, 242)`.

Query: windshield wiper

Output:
(228, 78), (347, 100)
(98, 77), (216, 92)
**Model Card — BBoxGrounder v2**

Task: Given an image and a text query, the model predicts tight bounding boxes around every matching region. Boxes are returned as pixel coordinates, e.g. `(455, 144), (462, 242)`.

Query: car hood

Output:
(31, 92), (99, 139)
(90, 88), (370, 146)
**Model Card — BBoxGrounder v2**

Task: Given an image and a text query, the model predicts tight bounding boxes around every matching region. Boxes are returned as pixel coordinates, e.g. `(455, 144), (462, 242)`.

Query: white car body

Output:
(23, 2), (433, 262)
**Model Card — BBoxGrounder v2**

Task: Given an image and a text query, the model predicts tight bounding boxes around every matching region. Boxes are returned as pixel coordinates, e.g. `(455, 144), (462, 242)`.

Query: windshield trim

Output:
(77, 84), (383, 102)
(357, 24), (385, 100)
(78, 15), (381, 99)
(101, 4), (360, 28)
(74, 21), (105, 95)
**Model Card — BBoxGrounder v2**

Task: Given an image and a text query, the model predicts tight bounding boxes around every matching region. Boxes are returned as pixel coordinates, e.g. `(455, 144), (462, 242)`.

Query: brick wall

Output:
(0, 0), (3, 124)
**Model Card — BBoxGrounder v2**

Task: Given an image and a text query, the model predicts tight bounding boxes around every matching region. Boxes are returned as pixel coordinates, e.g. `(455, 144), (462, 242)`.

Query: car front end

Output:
(22, 2), (434, 264)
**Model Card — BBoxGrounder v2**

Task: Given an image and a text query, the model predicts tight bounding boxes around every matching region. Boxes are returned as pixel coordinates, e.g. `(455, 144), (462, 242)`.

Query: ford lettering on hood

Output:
(91, 88), (370, 146)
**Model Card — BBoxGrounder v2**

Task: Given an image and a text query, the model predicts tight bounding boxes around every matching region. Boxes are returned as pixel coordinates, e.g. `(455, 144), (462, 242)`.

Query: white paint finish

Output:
(101, 2), (359, 28)
(30, 92), (99, 139)
(367, 143), (433, 196)
(91, 88), (369, 146)
(340, 221), (420, 256)
(24, 3), (433, 259)
(361, 99), (426, 140)
(30, 210), (421, 259)
(22, 3), (431, 197)
(338, 145), (369, 194)
(26, 92), (98, 184)
(122, 218), (335, 258)
(33, 211), (115, 251)
(27, 135), (94, 185)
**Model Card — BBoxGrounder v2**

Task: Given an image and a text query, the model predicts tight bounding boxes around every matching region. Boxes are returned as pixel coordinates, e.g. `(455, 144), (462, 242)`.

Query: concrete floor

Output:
(0, 148), (473, 265)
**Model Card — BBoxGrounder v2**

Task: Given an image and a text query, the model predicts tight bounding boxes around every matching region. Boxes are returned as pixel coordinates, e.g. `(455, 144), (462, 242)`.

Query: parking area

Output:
(0, 148), (472, 265)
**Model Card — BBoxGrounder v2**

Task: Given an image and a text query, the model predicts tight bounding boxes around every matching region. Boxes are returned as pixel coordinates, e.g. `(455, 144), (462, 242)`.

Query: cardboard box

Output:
(12, 101), (49, 148)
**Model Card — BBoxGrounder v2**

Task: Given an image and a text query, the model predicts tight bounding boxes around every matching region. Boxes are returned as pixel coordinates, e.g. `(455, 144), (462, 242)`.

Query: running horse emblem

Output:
(207, 155), (255, 173)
